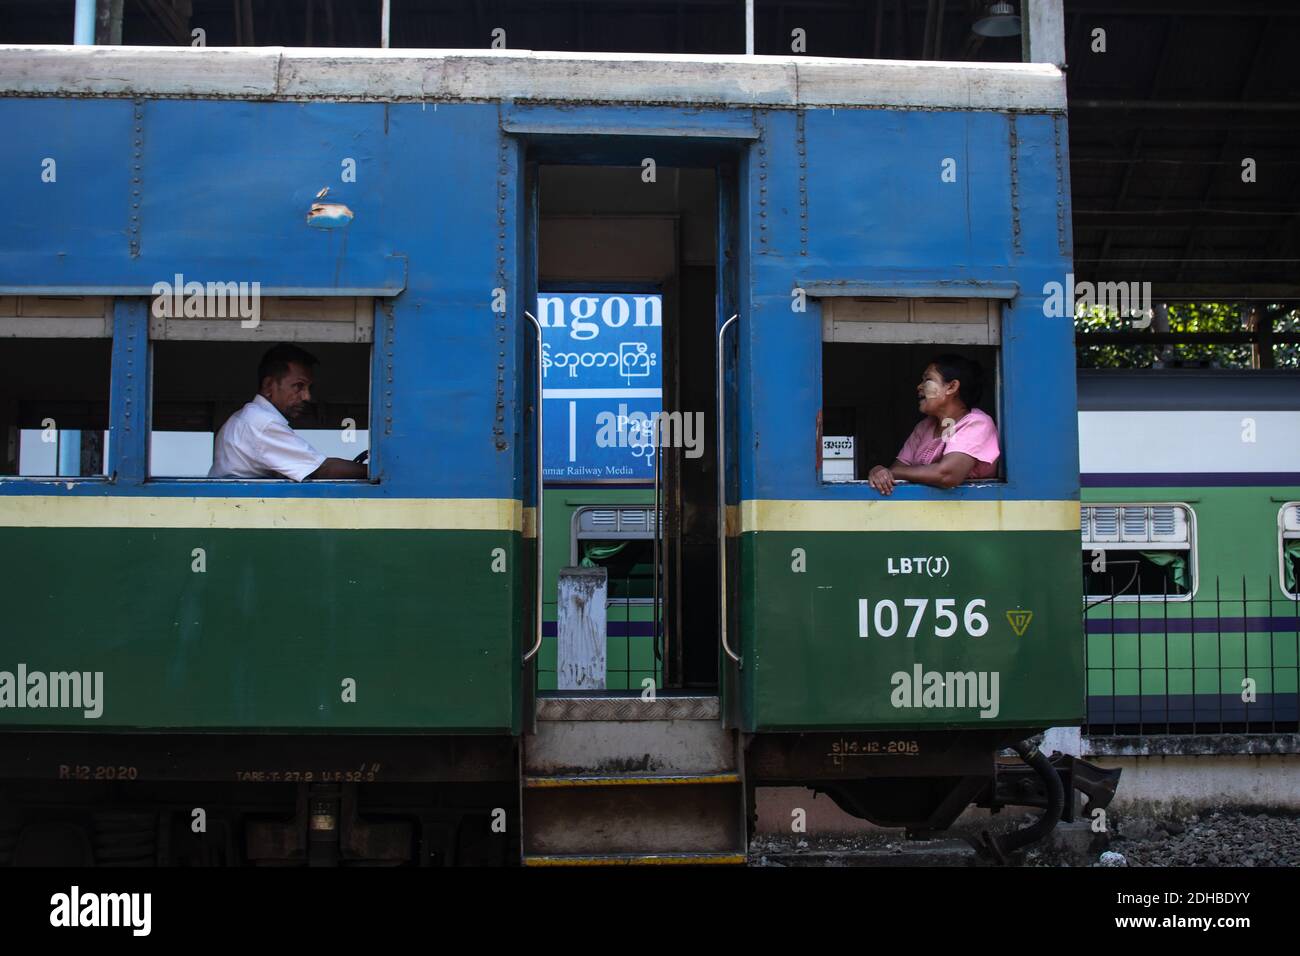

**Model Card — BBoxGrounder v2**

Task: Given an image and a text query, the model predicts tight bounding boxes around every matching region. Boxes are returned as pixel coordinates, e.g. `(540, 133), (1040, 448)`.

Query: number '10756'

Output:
(858, 598), (989, 638)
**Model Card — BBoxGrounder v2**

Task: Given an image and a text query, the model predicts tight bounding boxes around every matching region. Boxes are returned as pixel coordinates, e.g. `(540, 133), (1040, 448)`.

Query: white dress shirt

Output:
(208, 394), (326, 481)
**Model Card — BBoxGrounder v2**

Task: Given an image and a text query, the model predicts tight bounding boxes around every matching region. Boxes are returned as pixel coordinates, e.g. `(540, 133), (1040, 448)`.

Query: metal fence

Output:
(1084, 576), (1300, 735)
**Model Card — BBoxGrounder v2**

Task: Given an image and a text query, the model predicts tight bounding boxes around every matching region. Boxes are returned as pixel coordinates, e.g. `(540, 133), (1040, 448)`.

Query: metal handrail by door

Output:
(522, 310), (544, 664)
(653, 439), (662, 663)
(717, 313), (742, 666)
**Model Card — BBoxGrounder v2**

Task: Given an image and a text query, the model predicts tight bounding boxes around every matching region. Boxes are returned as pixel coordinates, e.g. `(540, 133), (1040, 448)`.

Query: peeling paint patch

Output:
(307, 202), (354, 229)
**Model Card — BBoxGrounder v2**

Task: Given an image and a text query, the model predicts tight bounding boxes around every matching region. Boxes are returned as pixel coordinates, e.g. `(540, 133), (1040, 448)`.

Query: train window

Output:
(0, 296), (113, 478)
(572, 506), (661, 603)
(1082, 504), (1196, 601)
(1281, 503), (1300, 600)
(148, 297), (372, 479)
(820, 297), (1001, 484)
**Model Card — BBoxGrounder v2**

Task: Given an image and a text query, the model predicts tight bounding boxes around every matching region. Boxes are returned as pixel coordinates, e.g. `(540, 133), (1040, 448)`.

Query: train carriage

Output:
(0, 44), (1100, 865)
(1078, 370), (1300, 735)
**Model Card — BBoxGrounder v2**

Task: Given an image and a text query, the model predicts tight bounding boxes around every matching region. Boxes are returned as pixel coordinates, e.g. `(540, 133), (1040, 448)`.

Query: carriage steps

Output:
(521, 694), (747, 866)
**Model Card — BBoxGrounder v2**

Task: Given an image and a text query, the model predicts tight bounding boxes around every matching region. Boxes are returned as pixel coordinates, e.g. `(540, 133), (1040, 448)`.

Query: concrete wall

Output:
(1087, 755), (1300, 816)
(755, 733), (1300, 834)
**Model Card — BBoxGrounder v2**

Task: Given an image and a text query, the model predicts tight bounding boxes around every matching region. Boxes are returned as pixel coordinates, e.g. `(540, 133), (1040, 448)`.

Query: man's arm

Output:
(257, 420), (365, 481)
(307, 457), (368, 480)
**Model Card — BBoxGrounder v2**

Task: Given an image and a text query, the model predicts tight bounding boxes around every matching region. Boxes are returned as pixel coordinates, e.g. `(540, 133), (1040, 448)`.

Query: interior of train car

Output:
(0, 296), (112, 477)
(1, 295), (372, 479)
(149, 299), (372, 478)
(821, 299), (1002, 482)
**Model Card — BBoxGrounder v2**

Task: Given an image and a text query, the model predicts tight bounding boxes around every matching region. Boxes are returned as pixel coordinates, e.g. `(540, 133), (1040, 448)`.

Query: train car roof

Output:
(1078, 369), (1300, 412)
(0, 44), (1065, 112)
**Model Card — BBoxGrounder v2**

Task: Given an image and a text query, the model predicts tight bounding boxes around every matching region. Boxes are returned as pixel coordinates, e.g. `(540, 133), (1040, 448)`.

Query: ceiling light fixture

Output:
(972, 1), (1022, 38)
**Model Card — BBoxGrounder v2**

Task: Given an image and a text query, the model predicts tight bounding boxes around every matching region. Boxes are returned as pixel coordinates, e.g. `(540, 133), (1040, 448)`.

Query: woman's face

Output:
(916, 364), (953, 417)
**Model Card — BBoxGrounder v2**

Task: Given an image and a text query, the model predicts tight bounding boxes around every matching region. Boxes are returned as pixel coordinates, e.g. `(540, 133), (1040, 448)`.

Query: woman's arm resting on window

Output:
(307, 457), (369, 480)
(868, 459), (906, 495)
(888, 452), (977, 490)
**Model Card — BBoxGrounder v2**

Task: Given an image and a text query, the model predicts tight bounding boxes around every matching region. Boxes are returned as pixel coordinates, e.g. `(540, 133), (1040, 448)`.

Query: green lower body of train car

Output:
(1081, 486), (1300, 726)
(0, 518), (522, 732)
(740, 525), (1085, 730)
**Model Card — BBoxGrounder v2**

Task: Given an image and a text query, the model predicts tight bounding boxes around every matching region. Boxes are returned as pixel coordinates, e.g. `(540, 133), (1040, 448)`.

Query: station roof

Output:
(1063, 1), (1300, 300)
(0, 0), (1296, 300)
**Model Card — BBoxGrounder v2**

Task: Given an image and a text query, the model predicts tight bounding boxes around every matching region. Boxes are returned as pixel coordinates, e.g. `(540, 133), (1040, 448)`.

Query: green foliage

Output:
(1076, 302), (1299, 369)
(1275, 308), (1300, 369)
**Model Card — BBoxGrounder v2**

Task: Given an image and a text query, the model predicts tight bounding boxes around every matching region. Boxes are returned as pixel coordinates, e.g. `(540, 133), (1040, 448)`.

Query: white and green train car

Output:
(1078, 369), (1300, 734)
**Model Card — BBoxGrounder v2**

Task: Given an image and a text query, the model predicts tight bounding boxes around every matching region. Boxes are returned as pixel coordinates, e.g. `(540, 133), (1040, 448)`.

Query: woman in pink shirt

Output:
(867, 354), (1000, 494)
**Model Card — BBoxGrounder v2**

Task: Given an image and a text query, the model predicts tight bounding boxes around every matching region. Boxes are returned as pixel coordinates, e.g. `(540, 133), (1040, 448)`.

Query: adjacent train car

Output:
(1078, 370), (1300, 734)
(0, 44), (1091, 865)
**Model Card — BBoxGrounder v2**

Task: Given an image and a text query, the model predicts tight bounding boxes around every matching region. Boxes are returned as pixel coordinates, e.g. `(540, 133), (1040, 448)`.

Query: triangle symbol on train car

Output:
(1006, 609), (1034, 637)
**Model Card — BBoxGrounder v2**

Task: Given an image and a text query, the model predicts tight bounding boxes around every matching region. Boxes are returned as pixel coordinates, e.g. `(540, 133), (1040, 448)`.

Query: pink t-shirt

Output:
(896, 408), (1000, 480)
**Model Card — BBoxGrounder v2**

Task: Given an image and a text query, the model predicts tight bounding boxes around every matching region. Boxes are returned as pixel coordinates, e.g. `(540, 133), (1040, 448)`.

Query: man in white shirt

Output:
(208, 344), (368, 481)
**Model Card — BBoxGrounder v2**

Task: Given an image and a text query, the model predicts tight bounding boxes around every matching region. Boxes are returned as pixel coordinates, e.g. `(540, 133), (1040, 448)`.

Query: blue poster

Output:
(539, 292), (662, 483)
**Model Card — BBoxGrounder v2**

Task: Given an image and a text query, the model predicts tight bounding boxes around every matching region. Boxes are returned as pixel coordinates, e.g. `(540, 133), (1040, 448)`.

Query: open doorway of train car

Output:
(532, 161), (725, 693)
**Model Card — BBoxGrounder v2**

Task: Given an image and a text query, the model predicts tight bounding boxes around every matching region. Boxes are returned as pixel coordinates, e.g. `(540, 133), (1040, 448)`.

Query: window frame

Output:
(1279, 502), (1300, 602)
(144, 296), (378, 484)
(570, 504), (662, 607)
(1081, 501), (1199, 603)
(817, 295), (1007, 487)
(0, 295), (114, 483)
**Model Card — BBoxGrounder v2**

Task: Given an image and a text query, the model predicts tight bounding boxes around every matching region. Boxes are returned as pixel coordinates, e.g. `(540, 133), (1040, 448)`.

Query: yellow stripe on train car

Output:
(738, 499), (1080, 533)
(0, 496), (524, 531)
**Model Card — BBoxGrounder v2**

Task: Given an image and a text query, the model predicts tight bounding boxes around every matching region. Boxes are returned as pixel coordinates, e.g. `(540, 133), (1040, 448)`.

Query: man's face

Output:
(262, 361), (314, 420)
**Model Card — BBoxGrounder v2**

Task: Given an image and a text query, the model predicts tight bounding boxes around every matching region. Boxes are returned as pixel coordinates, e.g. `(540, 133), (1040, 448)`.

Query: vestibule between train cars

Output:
(525, 145), (732, 694)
